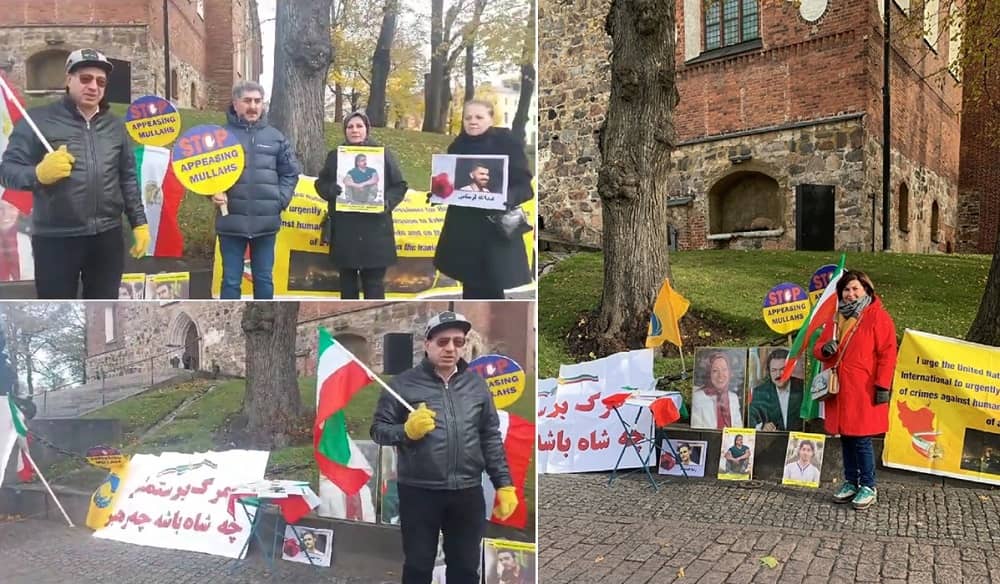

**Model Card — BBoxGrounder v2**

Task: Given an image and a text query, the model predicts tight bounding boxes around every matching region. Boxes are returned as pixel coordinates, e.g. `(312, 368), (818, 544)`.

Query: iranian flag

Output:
(134, 145), (185, 257)
(2, 393), (33, 484)
(482, 410), (534, 529)
(314, 328), (374, 496)
(779, 254), (847, 383)
(0, 70), (32, 215)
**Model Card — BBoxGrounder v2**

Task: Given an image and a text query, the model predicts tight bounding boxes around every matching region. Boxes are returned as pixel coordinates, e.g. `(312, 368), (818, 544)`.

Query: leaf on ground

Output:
(677, 566), (685, 578)
(759, 556), (779, 568)
(594, 556), (605, 563)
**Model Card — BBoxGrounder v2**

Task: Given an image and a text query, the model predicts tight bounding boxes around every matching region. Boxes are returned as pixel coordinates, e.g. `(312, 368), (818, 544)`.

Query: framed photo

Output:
(144, 272), (190, 302)
(120, 273), (147, 299)
(658, 439), (707, 478)
(746, 347), (806, 432)
(690, 348), (748, 430)
(336, 146), (385, 213)
(782, 432), (826, 488)
(483, 539), (536, 584)
(430, 154), (509, 210)
(281, 526), (333, 567)
(718, 428), (756, 481)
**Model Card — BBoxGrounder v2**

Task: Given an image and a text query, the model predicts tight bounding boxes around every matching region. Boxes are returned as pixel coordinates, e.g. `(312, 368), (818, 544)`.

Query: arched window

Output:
(930, 200), (940, 243)
(26, 49), (70, 91)
(898, 182), (910, 233)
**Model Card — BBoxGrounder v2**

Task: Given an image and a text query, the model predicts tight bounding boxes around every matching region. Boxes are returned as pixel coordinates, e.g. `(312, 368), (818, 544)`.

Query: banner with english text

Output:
(883, 330), (1000, 486)
(92, 450), (268, 558)
(538, 349), (656, 474)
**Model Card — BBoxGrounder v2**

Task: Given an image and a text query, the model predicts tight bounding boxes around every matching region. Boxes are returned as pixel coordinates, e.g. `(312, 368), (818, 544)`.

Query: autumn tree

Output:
(0, 304), (86, 395)
(368, 0), (400, 127)
(571, 0), (678, 354)
(241, 302), (302, 448)
(511, 0), (536, 144)
(269, 0), (334, 175)
(423, 0), (487, 133)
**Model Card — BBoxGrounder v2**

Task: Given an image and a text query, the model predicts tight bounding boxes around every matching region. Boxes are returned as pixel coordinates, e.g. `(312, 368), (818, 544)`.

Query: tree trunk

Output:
(368, 0), (398, 128)
(269, 0), (334, 175)
(350, 89), (360, 113)
(422, 0), (445, 132)
(242, 302), (302, 448)
(968, 233), (1000, 346)
(512, 0), (536, 144)
(437, 68), (452, 134)
(334, 82), (344, 122)
(592, 0), (678, 353)
(464, 42), (475, 102)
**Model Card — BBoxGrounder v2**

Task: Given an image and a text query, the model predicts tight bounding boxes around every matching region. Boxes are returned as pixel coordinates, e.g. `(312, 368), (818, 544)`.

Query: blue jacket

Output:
(215, 107), (300, 238)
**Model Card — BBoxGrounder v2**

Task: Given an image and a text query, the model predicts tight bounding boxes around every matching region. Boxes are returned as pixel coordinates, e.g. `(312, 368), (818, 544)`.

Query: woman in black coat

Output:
(315, 111), (408, 299)
(433, 100), (533, 299)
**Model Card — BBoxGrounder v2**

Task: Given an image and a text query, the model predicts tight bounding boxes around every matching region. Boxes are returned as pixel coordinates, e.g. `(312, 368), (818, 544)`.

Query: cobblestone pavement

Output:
(0, 518), (395, 584)
(540, 473), (1000, 583)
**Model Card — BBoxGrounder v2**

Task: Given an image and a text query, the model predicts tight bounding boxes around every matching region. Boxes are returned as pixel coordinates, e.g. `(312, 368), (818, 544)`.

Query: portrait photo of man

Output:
(658, 439), (707, 478)
(748, 348), (806, 432)
(457, 161), (494, 193)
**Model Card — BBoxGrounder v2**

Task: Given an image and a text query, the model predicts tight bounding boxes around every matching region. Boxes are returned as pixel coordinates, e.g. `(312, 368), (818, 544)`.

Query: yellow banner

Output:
(86, 463), (130, 530)
(211, 176), (537, 298)
(883, 330), (1000, 485)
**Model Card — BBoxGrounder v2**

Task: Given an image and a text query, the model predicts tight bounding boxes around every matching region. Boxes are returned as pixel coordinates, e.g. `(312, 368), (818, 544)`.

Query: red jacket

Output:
(814, 296), (898, 437)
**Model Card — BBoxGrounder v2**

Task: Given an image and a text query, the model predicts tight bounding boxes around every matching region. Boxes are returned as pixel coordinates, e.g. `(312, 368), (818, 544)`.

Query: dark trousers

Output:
(398, 484), (485, 584)
(32, 227), (123, 299)
(841, 436), (876, 488)
(339, 267), (387, 299)
(461, 281), (504, 299)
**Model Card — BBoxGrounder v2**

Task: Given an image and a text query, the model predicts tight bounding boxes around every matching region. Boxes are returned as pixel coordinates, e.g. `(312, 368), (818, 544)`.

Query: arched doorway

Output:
(708, 171), (783, 234)
(167, 312), (201, 371)
(931, 200), (941, 244)
(26, 49), (70, 91)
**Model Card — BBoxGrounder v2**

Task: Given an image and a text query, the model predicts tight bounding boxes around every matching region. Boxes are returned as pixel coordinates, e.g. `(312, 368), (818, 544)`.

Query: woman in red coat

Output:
(813, 270), (898, 510)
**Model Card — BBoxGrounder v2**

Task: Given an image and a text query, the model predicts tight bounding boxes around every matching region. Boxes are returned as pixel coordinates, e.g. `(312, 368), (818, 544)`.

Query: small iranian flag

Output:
(134, 145), (185, 257)
(2, 393), (33, 484)
(779, 253), (847, 383)
(314, 328), (374, 496)
(0, 70), (32, 215)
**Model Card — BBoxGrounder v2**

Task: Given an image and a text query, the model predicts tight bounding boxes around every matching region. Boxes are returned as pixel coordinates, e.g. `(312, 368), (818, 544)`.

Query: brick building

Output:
(84, 301), (536, 381)
(540, 0), (963, 253)
(0, 0), (262, 110)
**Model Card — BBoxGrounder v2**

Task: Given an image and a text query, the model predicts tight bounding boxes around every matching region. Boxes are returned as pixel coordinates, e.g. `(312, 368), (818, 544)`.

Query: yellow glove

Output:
(493, 486), (518, 520)
(130, 225), (150, 259)
(35, 145), (75, 185)
(404, 403), (436, 440)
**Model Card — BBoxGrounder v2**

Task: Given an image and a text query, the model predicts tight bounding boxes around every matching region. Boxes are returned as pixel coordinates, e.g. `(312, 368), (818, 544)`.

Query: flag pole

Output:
(330, 334), (415, 413)
(0, 75), (54, 153)
(18, 437), (74, 527)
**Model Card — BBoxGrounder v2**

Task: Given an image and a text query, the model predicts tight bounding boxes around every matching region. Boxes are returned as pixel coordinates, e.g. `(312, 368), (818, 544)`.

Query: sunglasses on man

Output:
(76, 73), (108, 88)
(433, 335), (467, 348)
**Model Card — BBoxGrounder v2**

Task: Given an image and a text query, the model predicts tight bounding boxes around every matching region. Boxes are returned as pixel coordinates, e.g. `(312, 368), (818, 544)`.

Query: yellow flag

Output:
(85, 459), (130, 530)
(645, 278), (690, 348)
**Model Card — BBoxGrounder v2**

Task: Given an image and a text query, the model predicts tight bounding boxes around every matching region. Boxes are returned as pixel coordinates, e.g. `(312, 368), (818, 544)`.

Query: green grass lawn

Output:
(81, 378), (214, 444)
(540, 250), (993, 383)
(22, 97), (460, 258)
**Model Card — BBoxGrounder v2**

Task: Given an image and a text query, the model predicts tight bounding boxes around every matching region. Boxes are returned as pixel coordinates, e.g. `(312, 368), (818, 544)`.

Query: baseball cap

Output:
(424, 311), (472, 339)
(66, 48), (113, 75)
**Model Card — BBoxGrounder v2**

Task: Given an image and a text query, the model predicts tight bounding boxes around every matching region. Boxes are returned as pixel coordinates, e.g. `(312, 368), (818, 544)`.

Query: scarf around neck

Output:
(839, 294), (872, 319)
(702, 384), (733, 428)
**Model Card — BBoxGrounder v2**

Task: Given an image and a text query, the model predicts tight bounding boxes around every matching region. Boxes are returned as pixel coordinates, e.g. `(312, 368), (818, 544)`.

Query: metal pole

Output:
(163, 0), (172, 101)
(882, 0), (892, 250)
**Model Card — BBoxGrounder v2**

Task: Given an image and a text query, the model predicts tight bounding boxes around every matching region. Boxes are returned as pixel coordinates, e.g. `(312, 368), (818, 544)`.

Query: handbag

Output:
(810, 367), (839, 402)
(487, 207), (533, 240)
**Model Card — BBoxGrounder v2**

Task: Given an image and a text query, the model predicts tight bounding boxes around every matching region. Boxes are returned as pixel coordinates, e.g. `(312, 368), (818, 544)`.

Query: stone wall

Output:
(85, 302), (535, 382)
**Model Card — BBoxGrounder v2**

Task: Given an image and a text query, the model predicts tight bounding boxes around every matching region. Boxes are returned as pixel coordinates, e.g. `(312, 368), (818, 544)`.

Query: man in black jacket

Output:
(0, 48), (149, 299)
(211, 80), (299, 299)
(372, 311), (519, 584)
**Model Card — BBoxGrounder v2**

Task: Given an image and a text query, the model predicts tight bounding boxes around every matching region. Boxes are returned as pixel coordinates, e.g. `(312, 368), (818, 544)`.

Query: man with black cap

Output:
(371, 310), (519, 584)
(0, 48), (149, 299)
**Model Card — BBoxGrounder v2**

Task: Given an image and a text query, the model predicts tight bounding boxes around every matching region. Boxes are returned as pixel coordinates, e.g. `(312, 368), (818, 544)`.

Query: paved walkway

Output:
(539, 473), (1000, 583)
(0, 518), (394, 584)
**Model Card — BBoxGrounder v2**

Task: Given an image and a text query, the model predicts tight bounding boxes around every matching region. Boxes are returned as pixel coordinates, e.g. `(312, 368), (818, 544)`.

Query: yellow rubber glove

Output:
(404, 403), (436, 440)
(130, 225), (150, 259)
(35, 145), (75, 185)
(493, 486), (518, 520)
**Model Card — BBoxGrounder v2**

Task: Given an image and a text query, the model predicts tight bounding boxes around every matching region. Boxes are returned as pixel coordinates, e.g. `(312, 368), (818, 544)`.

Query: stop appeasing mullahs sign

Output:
(93, 450), (269, 558)
(538, 349), (656, 474)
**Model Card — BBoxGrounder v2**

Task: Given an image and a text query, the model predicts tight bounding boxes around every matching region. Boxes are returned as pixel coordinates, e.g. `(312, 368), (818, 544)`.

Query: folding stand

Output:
(607, 393), (689, 491)
(230, 497), (316, 579)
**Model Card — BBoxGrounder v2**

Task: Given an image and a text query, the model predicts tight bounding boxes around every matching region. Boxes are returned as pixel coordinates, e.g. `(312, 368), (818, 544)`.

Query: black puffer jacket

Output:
(0, 96), (147, 237)
(214, 106), (300, 238)
(432, 127), (533, 290)
(371, 358), (512, 491)
(315, 137), (407, 269)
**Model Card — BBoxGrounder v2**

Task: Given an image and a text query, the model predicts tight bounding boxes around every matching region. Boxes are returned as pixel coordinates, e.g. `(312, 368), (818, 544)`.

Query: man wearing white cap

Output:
(0, 48), (149, 298)
(371, 310), (519, 584)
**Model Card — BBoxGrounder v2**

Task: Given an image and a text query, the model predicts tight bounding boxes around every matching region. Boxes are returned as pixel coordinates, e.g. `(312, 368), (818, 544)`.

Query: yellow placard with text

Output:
(883, 330), (1000, 486)
(211, 176), (536, 298)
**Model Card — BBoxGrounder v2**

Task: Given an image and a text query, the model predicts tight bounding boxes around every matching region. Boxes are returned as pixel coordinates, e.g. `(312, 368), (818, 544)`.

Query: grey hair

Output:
(232, 80), (266, 101)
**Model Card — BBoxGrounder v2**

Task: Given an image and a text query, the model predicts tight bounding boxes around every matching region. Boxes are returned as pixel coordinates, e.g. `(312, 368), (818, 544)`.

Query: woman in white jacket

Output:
(691, 351), (744, 430)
